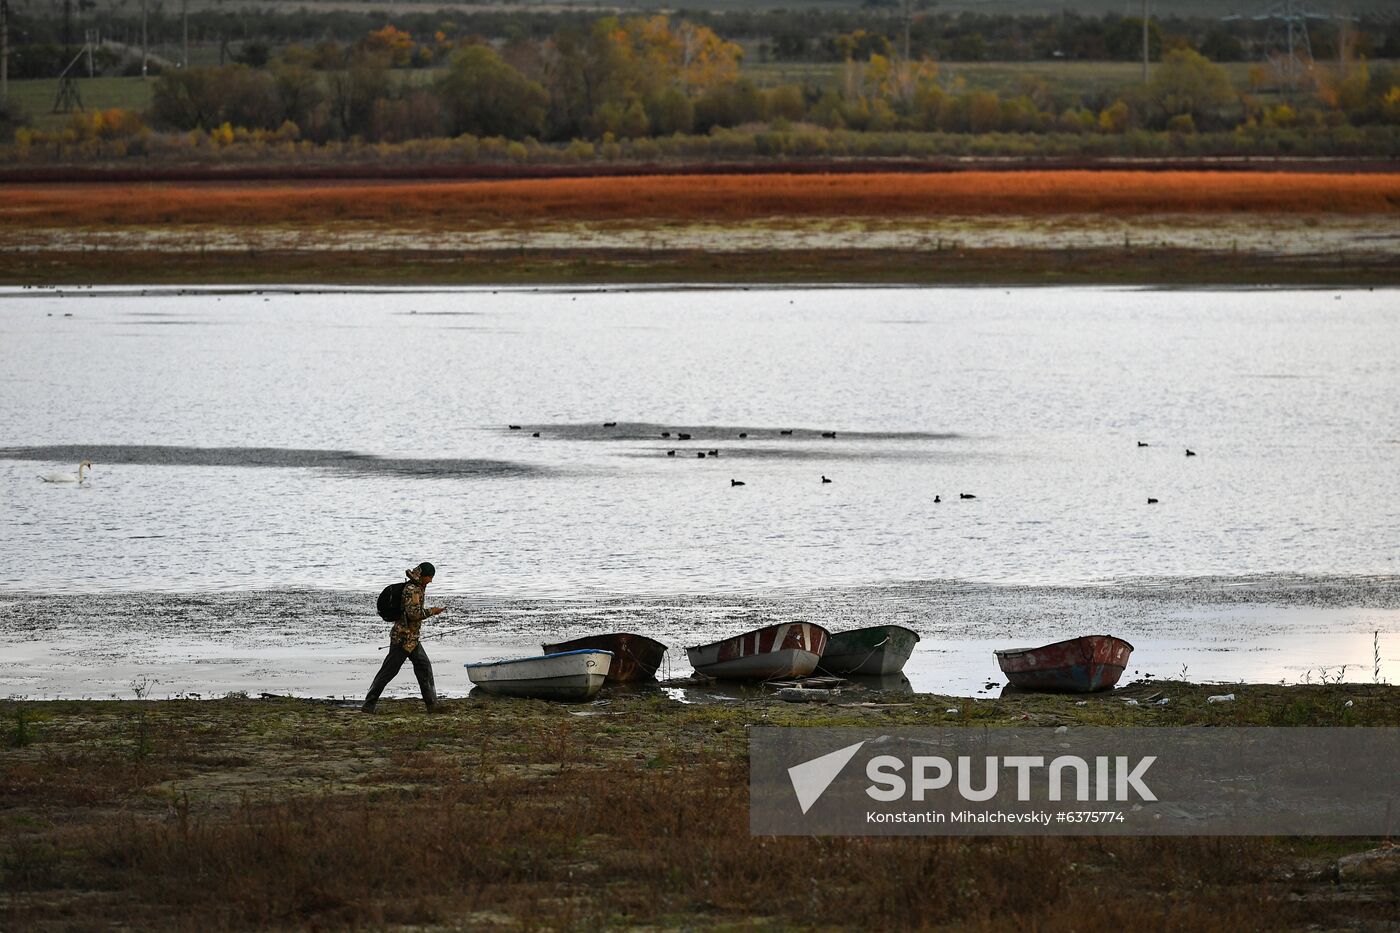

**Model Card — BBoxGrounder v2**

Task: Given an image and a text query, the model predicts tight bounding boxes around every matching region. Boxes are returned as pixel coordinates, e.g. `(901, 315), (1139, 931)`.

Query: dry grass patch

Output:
(3, 172), (1398, 229)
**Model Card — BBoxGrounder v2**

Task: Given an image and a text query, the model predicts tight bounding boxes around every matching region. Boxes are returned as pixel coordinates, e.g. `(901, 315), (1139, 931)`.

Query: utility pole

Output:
(1142, 0), (1150, 83)
(52, 0), (83, 113)
(182, 0), (189, 68)
(1, 0), (9, 109)
(902, 0), (911, 62)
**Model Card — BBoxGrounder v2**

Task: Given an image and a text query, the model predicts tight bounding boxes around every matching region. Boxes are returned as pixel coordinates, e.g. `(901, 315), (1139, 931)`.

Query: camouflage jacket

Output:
(389, 573), (431, 653)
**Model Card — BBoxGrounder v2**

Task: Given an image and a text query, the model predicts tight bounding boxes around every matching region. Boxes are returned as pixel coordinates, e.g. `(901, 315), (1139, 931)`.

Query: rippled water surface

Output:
(4, 285), (1397, 593)
(2, 285), (1397, 696)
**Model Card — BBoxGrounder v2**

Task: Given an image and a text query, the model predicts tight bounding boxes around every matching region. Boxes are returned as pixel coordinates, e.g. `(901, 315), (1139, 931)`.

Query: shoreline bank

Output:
(6, 170), (1397, 286)
(4, 578), (1395, 701)
(3, 684), (1397, 930)
(6, 246), (1399, 288)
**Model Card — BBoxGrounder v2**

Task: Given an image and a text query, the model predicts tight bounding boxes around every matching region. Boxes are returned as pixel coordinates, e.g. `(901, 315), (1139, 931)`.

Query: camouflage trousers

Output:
(362, 644), (436, 711)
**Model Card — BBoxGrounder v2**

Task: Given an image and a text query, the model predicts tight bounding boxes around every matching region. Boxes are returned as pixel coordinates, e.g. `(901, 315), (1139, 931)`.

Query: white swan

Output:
(38, 460), (93, 484)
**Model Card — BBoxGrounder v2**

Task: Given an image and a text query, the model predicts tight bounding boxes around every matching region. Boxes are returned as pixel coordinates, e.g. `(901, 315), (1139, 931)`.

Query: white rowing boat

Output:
(464, 649), (612, 701)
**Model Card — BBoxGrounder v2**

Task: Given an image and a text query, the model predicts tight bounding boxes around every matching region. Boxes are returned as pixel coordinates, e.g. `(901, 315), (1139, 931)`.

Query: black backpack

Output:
(377, 581), (407, 622)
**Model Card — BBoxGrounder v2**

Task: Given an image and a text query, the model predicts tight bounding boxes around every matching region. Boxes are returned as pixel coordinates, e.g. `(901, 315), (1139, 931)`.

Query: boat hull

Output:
(542, 633), (667, 683)
(994, 635), (1133, 693)
(819, 624), (920, 675)
(687, 623), (829, 681)
(464, 649), (612, 701)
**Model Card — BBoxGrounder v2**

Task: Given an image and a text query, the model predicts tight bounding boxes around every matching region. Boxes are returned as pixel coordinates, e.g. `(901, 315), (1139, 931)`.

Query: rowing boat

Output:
(818, 624), (920, 675)
(994, 635), (1133, 693)
(464, 649), (612, 701)
(542, 633), (667, 683)
(686, 623), (829, 680)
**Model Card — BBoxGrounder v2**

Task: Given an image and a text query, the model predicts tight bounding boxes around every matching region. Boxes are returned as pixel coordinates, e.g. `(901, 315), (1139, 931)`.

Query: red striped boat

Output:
(686, 622), (830, 681)
(995, 635), (1134, 693)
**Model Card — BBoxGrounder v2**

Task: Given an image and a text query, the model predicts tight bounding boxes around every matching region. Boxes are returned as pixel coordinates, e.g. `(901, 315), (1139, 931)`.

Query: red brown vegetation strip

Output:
(4, 171), (1399, 228)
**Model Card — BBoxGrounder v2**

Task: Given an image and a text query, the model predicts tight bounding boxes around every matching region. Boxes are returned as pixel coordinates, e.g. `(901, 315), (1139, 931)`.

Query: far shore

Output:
(4, 170), (1397, 287)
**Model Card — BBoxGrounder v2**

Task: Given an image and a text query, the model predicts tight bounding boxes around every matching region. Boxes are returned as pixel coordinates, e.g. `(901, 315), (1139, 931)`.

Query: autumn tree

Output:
(649, 85), (695, 135)
(363, 25), (416, 68)
(150, 66), (281, 131)
(270, 56), (324, 131)
(437, 45), (548, 138)
(327, 52), (391, 138)
(1146, 48), (1236, 128)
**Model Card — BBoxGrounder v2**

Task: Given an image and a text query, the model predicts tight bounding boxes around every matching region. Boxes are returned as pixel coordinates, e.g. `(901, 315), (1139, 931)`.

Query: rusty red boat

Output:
(687, 622), (830, 681)
(994, 635), (1134, 693)
(542, 633), (668, 683)
(540, 627), (666, 680)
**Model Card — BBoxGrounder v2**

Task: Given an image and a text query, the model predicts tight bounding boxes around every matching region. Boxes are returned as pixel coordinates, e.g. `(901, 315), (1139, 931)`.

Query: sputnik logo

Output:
(787, 741), (866, 814)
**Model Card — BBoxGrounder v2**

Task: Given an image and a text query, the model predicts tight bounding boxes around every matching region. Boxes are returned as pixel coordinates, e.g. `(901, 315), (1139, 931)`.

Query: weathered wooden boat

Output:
(463, 649), (612, 701)
(818, 624), (920, 675)
(687, 623), (829, 681)
(542, 633), (668, 683)
(994, 635), (1134, 693)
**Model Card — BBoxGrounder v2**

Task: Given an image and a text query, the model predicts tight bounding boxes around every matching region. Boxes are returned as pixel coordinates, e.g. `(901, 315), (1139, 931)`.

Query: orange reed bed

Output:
(4, 171), (1399, 227)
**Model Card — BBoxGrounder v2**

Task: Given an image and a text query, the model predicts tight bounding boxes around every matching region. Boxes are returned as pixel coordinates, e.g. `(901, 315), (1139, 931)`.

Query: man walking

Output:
(362, 561), (447, 713)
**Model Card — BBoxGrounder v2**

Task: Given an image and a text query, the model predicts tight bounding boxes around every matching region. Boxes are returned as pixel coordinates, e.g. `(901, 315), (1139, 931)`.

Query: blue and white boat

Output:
(464, 649), (613, 701)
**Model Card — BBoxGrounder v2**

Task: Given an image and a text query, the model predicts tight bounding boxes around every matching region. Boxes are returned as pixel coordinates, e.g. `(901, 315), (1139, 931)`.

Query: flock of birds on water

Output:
(35, 435), (1198, 500)
(501, 423), (1199, 505)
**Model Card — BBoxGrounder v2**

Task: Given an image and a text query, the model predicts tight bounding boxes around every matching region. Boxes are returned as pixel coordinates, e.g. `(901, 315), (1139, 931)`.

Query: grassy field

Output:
(2, 681), (1397, 931)
(737, 58), (1392, 102)
(6, 76), (156, 131)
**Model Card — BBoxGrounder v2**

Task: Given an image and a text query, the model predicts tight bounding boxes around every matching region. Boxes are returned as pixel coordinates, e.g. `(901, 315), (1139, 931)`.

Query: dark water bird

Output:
(934, 495), (941, 503)
(678, 433), (692, 440)
(661, 432), (671, 438)
(667, 450), (676, 457)
(532, 432), (540, 438)
(1137, 441), (1149, 447)
(821, 431), (837, 438)
(780, 430), (793, 436)
(731, 479), (745, 487)
(707, 449), (718, 456)
(821, 475), (832, 484)
(960, 493), (976, 499)
(739, 432), (748, 438)
(1147, 497), (1159, 504)
(508, 425), (522, 430)
(603, 422), (617, 427)
(1186, 448), (1197, 457)
(697, 452), (706, 458)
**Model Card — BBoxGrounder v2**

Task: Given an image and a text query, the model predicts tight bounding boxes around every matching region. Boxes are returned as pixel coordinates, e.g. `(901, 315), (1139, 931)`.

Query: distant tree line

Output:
(6, 6), (1400, 70)
(128, 16), (1400, 145)
(4, 14), (1399, 160)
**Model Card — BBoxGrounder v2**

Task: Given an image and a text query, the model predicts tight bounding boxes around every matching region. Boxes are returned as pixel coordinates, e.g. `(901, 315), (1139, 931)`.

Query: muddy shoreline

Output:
(4, 575), (1396, 701)
(5, 246), (1398, 287)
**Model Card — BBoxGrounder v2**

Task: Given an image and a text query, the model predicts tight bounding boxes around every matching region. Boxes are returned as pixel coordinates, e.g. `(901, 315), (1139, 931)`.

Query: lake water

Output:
(2, 285), (1397, 697)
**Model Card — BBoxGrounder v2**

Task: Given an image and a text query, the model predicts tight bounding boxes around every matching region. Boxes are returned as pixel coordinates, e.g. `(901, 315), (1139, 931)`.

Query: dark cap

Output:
(416, 561), (436, 578)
